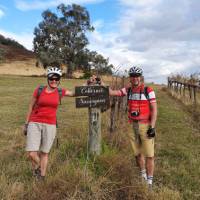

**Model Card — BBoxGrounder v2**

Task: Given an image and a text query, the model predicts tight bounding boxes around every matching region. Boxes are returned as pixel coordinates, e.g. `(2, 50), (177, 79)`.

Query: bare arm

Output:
(109, 86), (128, 96)
(100, 80), (128, 97)
(25, 96), (37, 124)
(64, 90), (75, 97)
(150, 102), (157, 128)
(109, 88), (122, 96)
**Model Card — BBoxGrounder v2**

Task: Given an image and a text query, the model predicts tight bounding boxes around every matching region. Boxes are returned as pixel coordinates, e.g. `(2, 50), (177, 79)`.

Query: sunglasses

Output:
(48, 77), (60, 81)
(129, 74), (141, 78)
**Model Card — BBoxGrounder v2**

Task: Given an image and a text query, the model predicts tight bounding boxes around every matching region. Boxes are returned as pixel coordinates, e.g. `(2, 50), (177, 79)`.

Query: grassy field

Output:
(0, 75), (199, 199)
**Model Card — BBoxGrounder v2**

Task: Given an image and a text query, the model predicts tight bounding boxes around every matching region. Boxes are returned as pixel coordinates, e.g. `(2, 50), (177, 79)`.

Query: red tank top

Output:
(29, 86), (66, 125)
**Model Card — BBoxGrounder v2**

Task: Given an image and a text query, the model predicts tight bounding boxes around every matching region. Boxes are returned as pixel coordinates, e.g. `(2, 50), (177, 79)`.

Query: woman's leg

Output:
(26, 123), (42, 172)
(40, 152), (49, 176)
(39, 124), (56, 177)
(27, 151), (40, 170)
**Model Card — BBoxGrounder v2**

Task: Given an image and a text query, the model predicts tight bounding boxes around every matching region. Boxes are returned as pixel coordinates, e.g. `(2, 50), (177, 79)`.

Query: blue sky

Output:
(0, 0), (200, 83)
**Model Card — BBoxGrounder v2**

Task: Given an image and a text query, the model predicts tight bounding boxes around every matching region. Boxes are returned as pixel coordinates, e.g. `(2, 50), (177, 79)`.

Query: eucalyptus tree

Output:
(33, 3), (94, 77)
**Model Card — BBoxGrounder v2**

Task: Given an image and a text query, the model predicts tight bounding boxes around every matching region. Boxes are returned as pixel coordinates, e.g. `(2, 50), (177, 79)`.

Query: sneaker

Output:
(36, 174), (45, 181)
(141, 174), (147, 181)
(33, 167), (41, 177)
(140, 170), (147, 182)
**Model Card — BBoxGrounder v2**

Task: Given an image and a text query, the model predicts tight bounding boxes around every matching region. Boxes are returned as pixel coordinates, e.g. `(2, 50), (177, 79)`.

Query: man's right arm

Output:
(109, 87), (127, 96)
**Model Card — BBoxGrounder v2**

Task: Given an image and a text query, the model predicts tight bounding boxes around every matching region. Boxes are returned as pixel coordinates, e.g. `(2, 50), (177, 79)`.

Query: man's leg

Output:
(136, 154), (145, 169)
(129, 122), (147, 180)
(139, 123), (155, 186)
(136, 154), (147, 180)
(146, 156), (154, 176)
(146, 156), (154, 186)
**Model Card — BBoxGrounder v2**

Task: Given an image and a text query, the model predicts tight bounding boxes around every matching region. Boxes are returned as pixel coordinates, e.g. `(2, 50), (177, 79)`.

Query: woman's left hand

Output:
(23, 123), (28, 136)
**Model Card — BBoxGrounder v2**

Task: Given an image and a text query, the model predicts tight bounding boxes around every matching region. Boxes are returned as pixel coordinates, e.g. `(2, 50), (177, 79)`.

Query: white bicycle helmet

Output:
(47, 67), (62, 78)
(129, 66), (143, 76)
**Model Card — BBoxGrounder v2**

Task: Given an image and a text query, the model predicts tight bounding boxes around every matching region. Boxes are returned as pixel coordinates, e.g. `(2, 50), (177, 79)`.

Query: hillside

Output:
(0, 43), (34, 61)
(0, 34), (35, 61)
(0, 35), (81, 77)
(0, 35), (45, 76)
(0, 76), (199, 199)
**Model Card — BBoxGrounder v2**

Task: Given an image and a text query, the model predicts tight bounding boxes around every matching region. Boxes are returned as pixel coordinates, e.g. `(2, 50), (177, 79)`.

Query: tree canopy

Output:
(33, 4), (93, 75)
(88, 51), (113, 75)
(33, 3), (113, 77)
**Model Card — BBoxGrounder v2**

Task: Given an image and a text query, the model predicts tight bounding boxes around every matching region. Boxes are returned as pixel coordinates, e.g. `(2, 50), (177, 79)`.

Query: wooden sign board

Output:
(75, 86), (109, 97)
(76, 96), (110, 108)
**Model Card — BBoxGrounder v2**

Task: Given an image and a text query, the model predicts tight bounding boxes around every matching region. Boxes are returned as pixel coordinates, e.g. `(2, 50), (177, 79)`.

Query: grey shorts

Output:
(26, 122), (56, 153)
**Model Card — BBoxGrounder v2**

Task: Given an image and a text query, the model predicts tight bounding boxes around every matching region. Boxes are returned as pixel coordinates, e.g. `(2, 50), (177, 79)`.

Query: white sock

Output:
(147, 176), (153, 185)
(140, 169), (147, 180)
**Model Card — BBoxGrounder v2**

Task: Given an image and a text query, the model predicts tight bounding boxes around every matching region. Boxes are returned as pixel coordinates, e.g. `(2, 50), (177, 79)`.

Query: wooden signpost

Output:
(75, 85), (109, 155)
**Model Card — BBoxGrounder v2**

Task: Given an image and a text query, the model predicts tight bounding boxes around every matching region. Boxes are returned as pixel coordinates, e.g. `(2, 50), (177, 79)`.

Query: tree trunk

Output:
(66, 66), (73, 79)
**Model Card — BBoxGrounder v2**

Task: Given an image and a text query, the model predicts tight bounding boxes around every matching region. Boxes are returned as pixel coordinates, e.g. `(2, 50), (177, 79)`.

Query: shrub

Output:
(80, 71), (92, 79)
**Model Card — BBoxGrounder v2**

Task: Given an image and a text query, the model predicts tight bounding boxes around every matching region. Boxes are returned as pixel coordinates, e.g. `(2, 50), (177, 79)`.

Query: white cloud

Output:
(88, 0), (200, 83)
(15, 0), (104, 11)
(119, 0), (161, 8)
(0, 29), (33, 50)
(92, 20), (104, 30)
(11, 0), (200, 83)
(0, 9), (4, 18)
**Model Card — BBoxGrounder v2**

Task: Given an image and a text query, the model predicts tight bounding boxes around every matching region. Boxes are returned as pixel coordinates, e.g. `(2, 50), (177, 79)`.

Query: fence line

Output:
(168, 77), (200, 105)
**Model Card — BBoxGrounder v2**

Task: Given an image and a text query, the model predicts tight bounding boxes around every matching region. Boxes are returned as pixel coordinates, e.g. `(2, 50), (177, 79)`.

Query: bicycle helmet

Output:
(129, 66), (143, 76)
(47, 67), (62, 78)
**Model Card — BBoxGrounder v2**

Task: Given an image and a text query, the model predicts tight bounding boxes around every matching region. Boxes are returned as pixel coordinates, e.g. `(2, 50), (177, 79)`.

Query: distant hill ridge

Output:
(0, 34), (35, 61)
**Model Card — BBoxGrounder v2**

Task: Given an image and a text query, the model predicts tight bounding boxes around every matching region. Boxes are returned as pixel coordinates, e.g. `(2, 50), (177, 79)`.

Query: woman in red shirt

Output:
(23, 67), (74, 180)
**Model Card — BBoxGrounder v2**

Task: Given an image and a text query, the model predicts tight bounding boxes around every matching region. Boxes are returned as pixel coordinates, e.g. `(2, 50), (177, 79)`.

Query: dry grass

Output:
(0, 60), (84, 79)
(0, 75), (199, 199)
(0, 59), (46, 76)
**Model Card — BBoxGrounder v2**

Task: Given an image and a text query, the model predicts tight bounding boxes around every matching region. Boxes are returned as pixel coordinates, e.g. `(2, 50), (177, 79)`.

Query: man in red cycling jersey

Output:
(109, 66), (157, 188)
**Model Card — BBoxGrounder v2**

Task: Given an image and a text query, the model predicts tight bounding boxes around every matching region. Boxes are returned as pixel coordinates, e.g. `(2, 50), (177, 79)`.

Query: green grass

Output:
(0, 75), (199, 199)
(155, 86), (200, 199)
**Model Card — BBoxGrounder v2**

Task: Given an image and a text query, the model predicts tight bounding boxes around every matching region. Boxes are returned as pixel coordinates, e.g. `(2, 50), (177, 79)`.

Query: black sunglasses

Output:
(129, 74), (141, 78)
(48, 77), (60, 81)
